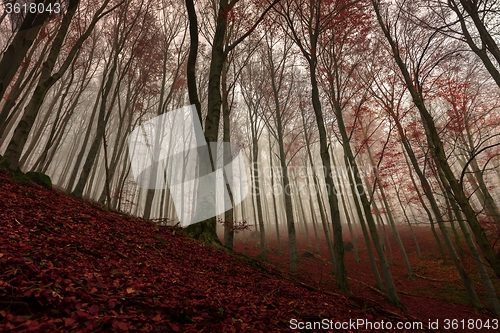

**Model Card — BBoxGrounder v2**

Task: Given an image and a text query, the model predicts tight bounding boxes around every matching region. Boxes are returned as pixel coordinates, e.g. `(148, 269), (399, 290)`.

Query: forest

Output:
(1, 0), (500, 331)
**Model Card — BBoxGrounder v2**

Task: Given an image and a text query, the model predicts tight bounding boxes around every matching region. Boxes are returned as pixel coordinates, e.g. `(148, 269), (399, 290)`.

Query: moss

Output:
(0, 155), (8, 171)
(26, 171), (52, 189)
(0, 155), (51, 189)
(10, 170), (30, 185)
(10, 169), (52, 189)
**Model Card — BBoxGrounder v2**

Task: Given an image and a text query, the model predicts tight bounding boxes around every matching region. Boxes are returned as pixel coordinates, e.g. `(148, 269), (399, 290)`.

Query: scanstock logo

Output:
(127, 105), (248, 227)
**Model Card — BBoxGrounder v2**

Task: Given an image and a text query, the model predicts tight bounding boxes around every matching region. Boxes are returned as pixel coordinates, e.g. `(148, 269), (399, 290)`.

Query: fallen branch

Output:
(355, 279), (387, 297)
(0, 300), (33, 314)
(414, 273), (448, 283)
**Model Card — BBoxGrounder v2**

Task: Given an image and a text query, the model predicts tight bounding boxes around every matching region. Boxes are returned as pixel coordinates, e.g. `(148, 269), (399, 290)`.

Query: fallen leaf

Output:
(114, 321), (128, 330)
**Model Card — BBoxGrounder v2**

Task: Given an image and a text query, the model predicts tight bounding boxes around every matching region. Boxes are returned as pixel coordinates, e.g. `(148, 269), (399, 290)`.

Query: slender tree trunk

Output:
(373, 0), (500, 279)
(366, 144), (413, 277)
(450, 190), (500, 315)
(294, 174), (311, 249)
(331, 151), (360, 263)
(71, 51), (119, 198)
(305, 163), (320, 254)
(266, 53), (298, 272)
(337, 109), (398, 302)
(303, 116), (335, 274)
(392, 177), (422, 260)
(444, 194), (465, 260)
(4, 0), (81, 171)
(0, 0), (55, 101)
(0, 35), (49, 141)
(402, 144), (446, 262)
(343, 154), (384, 291)
(221, 62), (235, 249)
(249, 105), (266, 259)
(268, 137), (281, 254)
(308, 60), (349, 293)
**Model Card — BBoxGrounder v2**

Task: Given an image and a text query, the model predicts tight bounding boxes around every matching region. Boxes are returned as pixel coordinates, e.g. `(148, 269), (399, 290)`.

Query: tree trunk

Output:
(305, 163), (320, 254)
(0, 0), (55, 101)
(336, 107), (398, 302)
(294, 174), (311, 250)
(71, 51), (119, 198)
(392, 175), (422, 260)
(366, 144), (413, 277)
(0, 35), (48, 141)
(4, 0), (81, 171)
(402, 143), (446, 263)
(185, 0), (202, 121)
(343, 154), (384, 291)
(248, 101), (266, 259)
(308, 59), (349, 293)
(222, 69), (235, 250)
(373, 0), (500, 279)
(331, 151), (360, 263)
(268, 136), (281, 254)
(183, 0), (232, 245)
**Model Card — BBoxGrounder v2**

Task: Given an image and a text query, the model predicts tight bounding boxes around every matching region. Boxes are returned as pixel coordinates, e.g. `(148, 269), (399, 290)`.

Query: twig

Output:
(356, 279), (387, 297)
(414, 273), (448, 283)
(0, 300), (32, 314)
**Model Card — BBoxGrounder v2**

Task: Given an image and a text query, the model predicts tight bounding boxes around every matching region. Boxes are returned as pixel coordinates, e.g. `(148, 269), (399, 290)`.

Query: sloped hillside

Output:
(0, 171), (415, 332)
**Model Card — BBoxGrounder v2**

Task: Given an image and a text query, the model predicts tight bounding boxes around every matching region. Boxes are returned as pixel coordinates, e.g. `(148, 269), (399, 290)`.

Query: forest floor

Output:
(0, 170), (442, 332)
(233, 222), (499, 332)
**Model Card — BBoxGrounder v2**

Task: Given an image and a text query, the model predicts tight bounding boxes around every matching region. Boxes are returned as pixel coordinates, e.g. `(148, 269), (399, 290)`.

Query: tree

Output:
(3, 0), (123, 171)
(240, 55), (267, 258)
(71, 0), (152, 198)
(372, 0), (500, 280)
(276, 0), (360, 293)
(183, 0), (279, 244)
(443, 0), (500, 88)
(260, 29), (300, 272)
(0, 0), (59, 102)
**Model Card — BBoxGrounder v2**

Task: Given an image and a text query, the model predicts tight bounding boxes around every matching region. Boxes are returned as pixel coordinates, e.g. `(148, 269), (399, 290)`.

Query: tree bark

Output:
(0, 0), (56, 101)
(4, 0), (80, 170)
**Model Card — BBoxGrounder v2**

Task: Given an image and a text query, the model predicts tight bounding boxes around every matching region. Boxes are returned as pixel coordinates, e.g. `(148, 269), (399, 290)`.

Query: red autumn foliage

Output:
(217, 218), (252, 233)
(0, 171), (398, 332)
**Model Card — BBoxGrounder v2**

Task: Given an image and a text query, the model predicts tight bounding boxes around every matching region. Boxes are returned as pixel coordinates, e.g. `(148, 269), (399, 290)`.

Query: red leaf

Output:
(26, 320), (41, 331)
(63, 317), (76, 326)
(108, 298), (117, 309)
(168, 323), (181, 332)
(75, 310), (90, 319)
(88, 304), (99, 315)
(114, 321), (128, 331)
